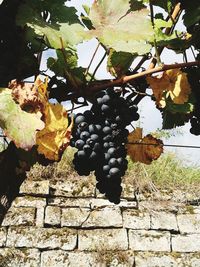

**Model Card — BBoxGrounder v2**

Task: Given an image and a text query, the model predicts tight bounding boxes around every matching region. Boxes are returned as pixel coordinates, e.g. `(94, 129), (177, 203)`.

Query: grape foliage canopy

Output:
(0, 0), (200, 204)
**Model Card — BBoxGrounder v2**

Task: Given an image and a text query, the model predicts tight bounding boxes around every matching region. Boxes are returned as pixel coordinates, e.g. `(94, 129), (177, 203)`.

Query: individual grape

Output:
(80, 131), (90, 140)
(75, 139), (85, 149)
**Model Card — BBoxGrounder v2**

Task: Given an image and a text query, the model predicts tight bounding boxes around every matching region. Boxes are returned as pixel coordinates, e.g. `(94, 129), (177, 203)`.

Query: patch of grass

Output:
(125, 152), (200, 194)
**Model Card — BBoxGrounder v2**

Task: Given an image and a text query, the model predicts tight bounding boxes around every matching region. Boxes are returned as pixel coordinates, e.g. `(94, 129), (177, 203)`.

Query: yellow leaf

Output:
(146, 69), (191, 108)
(36, 103), (73, 161)
(126, 128), (163, 164)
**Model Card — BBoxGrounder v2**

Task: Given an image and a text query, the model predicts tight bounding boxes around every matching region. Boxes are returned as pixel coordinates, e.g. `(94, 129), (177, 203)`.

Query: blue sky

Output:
(43, 0), (200, 166)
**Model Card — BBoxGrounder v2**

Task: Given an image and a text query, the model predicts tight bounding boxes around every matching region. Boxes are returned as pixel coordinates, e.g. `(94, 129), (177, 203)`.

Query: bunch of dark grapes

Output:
(70, 88), (139, 203)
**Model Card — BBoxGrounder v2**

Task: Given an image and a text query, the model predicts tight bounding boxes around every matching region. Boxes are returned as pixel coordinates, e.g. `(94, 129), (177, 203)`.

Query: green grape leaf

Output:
(17, 2), (87, 49)
(87, 0), (154, 55)
(162, 109), (191, 129)
(47, 49), (85, 87)
(182, 1), (200, 27)
(165, 101), (194, 114)
(107, 49), (135, 77)
(0, 89), (44, 150)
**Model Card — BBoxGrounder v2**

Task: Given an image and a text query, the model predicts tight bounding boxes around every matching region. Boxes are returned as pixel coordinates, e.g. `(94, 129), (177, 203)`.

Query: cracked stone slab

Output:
(90, 198), (137, 209)
(172, 234), (200, 252)
(41, 251), (98, 267)
(48, 197), (91, 208)
(134, 252), (200, 267)
(123, 209), (151, 229)
(50, 177), (95, 197)
(78, 229), (128, 251)
(6, 227), (77, 250)
(129, 230), (171, 252)
(61, 207), (90, 227)
(0, 248), (40, 267)
(82, 207), (122, 228)
(151, 211), (178, 231)
(45, 206), (61, 226)
(0, 228), (7, 247)
(177, 214), (200, 233)
(1, 207), (36, 226)
(12, 196), (46, 208)
(20, 180), (49, 195)
(41, 251), (134, 267)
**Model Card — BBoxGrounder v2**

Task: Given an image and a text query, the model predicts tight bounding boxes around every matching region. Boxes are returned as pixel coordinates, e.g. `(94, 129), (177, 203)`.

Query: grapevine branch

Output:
(87, 61), (200, 93)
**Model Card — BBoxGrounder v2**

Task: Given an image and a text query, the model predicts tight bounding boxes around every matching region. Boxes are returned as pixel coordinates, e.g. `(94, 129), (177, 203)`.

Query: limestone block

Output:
(135, 252), (181, 267)
(7, 227), (77, 250)
(177, 214), (200, 233)
(50, 177), (95, 197)
(82, 207), (122, 228)
(151, 211), (178, 231)
(0, 228), (7, 247)
(78, 229), (128, 251)
(12, 196), (46, 208)
(123, 209), (151, 229)
(1, 207), (35, 226)
(90, 198), (137, 209)
(35, 208), (45, 227)
(41, 251), (98, 267)
(45, 206), (61, 226)
(61, 207), (90, 227)
(129, 230), (171, 252)
(0, 248), (40, 267)
(20, 180), (49, 195)
(172, 234), (200, 252)
(48, 197), (91, 208)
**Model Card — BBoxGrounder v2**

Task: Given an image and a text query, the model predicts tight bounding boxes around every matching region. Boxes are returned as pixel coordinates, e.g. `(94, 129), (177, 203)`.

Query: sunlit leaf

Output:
(36, 103), (73, 161)
(127, 128), (163, 164)
(0, 88), (44, 150)
(147, 69), (192, 108)
(87, 0), (154, 54)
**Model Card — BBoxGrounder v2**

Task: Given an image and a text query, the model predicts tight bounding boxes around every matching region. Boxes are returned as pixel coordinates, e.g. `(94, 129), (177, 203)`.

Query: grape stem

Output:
(88, 60), (200, 93)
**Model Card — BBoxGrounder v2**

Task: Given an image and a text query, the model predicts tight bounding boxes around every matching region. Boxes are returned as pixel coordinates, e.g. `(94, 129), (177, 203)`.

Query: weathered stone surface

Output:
(151, 211), (178, 231)
(172, 234), (200, 252)
(90, 198), (137, 209)
(1, 207), (35, 226)
(82, 207), (122, 228)
(123, 209), (150, 229)
(50, 177), (95, 197)
(41, 251), (134, 267)
(0, 228), (7, 247)
(20, 180), (49, 195)
(129, 230), (171, 252)
(12, 196), (46, 208)
(35, 207), (45, 227)
(41, 250), (98, 267)
(78, 229), (128, 251)
(7, 227), (77, 250)
(48, 197), (91, 208)
(45, 206), (61, 226)
(135, 252), (181, 267)
(61, 208), (90, 227)
(0, 248), (40, 267)
(95, 250), (135, 267)
(177, 214), (200, 233)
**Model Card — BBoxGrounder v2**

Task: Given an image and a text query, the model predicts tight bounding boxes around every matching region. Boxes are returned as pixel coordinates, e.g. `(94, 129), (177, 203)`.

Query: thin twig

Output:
(85, 42), (100, 76)
(148, 3), (182, 70)
(90, 51), (107, 81)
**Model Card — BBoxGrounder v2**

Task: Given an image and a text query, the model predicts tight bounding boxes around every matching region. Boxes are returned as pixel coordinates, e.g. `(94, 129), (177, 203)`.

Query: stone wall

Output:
(0, 175), (200, 267)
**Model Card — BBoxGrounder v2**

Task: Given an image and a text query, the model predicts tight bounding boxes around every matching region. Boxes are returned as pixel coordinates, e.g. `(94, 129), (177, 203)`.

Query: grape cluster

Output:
(70, 88), (139, 203)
